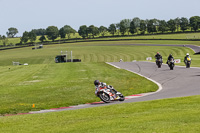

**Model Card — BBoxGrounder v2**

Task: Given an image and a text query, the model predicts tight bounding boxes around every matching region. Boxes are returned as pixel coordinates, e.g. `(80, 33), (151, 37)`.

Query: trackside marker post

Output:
(71, 51), (73, 62)
(146, 57), (152, 61)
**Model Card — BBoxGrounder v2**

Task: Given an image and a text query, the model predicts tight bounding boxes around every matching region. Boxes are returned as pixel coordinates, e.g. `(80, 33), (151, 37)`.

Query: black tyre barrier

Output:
(66, 59), (81, 62)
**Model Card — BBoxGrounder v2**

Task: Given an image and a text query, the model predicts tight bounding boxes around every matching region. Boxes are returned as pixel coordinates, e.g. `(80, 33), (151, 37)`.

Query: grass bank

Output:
(0, 41), (197, 66)
(0, 62), (158, 115)
(1, 32), (200, 47)
(1, 95), (200, 133)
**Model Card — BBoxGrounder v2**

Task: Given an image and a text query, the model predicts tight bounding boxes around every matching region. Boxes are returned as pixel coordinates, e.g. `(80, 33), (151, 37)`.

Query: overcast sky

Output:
(0, 0), (200, 36)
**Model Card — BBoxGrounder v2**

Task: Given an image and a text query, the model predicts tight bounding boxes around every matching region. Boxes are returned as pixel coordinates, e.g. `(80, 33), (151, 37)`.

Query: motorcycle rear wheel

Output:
(119, 94), (125, 101)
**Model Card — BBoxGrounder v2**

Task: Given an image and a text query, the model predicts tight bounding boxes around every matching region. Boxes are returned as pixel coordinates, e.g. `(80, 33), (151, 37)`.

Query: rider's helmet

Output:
(94, 80), (100, 86)
(186, 53), (189, 56)
(169, 54), (172, 57)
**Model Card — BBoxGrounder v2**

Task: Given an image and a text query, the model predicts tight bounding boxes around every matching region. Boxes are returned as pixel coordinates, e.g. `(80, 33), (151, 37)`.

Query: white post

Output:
(71, 51), (73, 62)
(66, 51), (67, 62)
(61, 51), (62, 55)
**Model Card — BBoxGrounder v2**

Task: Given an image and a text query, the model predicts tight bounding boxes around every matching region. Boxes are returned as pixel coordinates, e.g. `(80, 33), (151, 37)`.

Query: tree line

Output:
(20, 25), (76, 44)
(1, 16), (200, 45)
(78, 16), (200, 38)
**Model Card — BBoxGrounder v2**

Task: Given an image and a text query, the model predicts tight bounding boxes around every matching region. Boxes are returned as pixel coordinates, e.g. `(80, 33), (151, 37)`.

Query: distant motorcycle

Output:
(168, 58), (175, 70)
(156, 58), (162, 68)
(185, 57), (192, 68)
(96, 85), (125, 103)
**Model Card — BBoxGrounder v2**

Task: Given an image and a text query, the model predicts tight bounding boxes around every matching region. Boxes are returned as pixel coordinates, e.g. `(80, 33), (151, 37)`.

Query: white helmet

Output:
(186, 53), (189, 56)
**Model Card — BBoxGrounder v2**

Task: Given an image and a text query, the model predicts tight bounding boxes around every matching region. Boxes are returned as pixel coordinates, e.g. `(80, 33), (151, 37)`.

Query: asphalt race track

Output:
(109, 61), (200, 103)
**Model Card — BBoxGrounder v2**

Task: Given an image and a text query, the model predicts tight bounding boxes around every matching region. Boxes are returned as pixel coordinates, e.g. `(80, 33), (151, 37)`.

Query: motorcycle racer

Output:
(155, 52), (162, 61)
(94, 80), (104, 95)
(184, 53), (192, 64)
(166, 54), (174, 64)
(184, 53), (192, 68)
(94, 80), (117, 97)
(155, 52), (163, 68)
(94, 80), (125, 102)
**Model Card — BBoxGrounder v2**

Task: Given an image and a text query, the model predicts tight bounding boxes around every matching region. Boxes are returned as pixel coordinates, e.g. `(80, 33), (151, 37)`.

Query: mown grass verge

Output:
(0, 41), (197, 66)
(0, 62), (158, 115)
(1, 32), (200, 47)
(1, 95), (200, 133)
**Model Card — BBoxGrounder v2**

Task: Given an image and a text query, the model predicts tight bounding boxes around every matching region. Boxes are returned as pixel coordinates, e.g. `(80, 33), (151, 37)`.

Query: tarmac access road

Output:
(87, 44), (200, 54)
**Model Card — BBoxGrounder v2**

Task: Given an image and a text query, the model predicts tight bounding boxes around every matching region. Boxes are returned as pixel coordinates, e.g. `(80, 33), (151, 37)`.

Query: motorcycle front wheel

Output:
(186, 63), (190, 68)
(170, 64), (174, 70)
(156, 62), (161, 68)
(99, 92), (110, 103)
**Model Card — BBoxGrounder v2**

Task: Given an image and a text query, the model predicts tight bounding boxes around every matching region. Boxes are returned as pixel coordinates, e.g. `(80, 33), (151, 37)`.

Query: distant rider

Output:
(94, 80), (117, 96)
(119, 59), (123, 62)
(166, 54), (174, 64)
(155, 52), (163, 63)
(184, 53), (191, 64)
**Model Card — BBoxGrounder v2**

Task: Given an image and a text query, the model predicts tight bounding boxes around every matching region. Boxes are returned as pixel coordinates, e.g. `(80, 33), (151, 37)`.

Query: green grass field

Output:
(0, 62), (158, 115)
(0, 40), (200, 115)
(0, 40), (199, 66)
(1, 95), (200, 133)
(1, 32), (200, 47)
(1, 38), (200, 132)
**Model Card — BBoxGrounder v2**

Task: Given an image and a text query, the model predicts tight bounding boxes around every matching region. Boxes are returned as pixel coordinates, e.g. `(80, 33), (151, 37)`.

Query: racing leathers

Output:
(167, 55), (174, 64)
(155, 53), (163, 63)
(184, 55), (191, 64)
(95, 82), (117, 96)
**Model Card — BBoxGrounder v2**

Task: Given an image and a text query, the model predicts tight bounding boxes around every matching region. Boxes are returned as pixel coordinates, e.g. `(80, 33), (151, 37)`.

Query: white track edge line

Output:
(106, 62), (163, 97)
